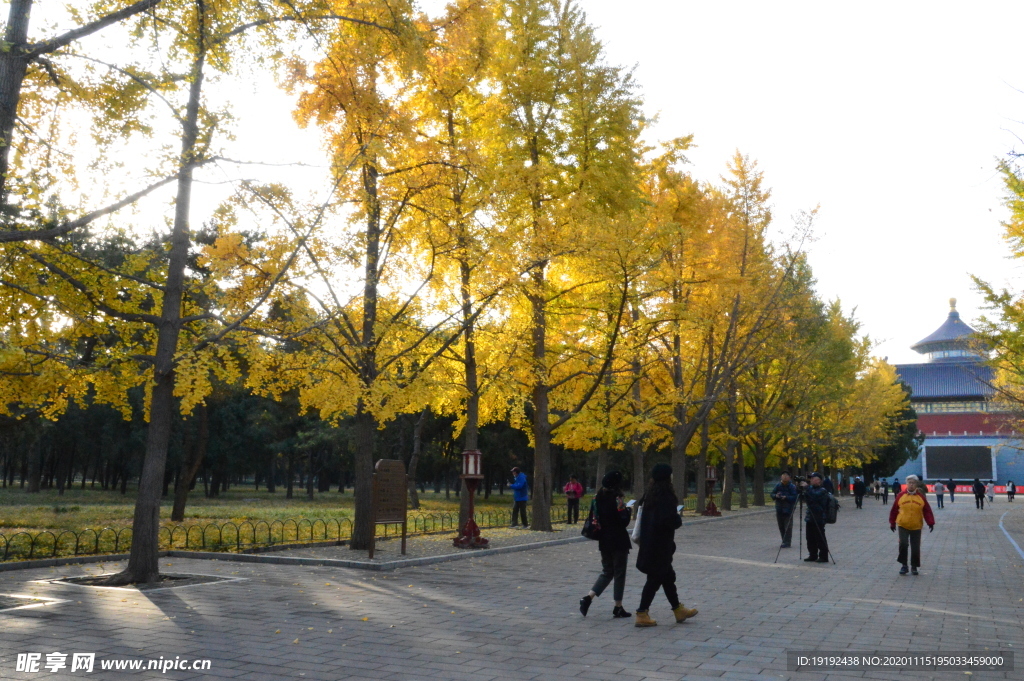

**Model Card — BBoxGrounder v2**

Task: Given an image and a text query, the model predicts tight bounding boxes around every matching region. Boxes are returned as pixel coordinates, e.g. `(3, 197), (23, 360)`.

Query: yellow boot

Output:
(673, 603), (698, 623)
(634, 610), (657, 627)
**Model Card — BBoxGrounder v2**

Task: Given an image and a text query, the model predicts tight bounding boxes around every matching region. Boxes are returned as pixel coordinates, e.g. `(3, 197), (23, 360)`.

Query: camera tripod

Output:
(774, 491), (836, 565)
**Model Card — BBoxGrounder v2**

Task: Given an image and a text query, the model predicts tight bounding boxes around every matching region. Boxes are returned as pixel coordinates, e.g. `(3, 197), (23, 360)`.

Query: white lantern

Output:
(462, 450), (482, 477)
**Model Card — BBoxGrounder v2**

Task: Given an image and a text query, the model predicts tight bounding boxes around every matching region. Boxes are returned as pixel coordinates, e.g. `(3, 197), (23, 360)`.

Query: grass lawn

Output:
(0, 485), (587, 534)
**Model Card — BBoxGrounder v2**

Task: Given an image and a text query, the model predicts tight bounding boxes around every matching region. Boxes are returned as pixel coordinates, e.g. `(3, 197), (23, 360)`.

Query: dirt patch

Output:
(48, 573), (240, 591)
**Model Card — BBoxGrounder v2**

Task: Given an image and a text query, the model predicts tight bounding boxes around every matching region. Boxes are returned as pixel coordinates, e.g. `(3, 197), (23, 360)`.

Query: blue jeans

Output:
(935, 493), (944, 508)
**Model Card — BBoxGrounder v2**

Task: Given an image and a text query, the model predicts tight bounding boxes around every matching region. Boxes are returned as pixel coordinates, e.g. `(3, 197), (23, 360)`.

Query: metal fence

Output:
(0, 505), (571, 563)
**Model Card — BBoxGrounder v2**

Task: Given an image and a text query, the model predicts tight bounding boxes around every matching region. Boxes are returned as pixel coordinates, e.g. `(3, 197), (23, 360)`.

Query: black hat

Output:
(809, 472), (822, 480)
(602, 470), (623, 489)
(651, 463), (672, 482)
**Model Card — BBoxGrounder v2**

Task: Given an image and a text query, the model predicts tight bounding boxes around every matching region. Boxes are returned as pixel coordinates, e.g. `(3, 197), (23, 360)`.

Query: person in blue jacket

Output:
(509, 467), (529, 528)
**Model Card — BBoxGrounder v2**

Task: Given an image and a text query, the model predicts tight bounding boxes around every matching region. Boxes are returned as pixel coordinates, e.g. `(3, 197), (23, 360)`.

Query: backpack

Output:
(581, 498), (602, 540)
(825, 494), (840, 524)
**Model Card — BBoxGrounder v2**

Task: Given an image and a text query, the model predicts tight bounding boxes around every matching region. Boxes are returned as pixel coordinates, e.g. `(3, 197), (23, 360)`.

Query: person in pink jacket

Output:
(564, 476), (584, 524)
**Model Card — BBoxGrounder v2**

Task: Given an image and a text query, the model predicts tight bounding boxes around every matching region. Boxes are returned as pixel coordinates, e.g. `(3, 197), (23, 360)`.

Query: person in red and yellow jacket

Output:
(888, 475), (935, 576)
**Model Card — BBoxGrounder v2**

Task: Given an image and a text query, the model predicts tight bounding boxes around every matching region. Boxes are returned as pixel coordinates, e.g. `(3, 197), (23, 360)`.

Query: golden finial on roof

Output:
(950, 297), (957, 311)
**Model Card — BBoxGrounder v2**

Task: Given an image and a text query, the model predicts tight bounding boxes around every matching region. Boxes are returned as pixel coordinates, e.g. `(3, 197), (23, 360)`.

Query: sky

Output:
(43, 1), (1024, 365)
(569, 1), (1024, 364)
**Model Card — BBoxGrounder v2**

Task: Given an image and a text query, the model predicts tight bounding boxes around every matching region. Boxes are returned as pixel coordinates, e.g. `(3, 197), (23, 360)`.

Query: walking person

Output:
(873, 480), (881, 501)
(947, 478), (956, 503)
(509, 467), (529, 527)
(889, 475), (935, 575)
(973, 478), (985, 509)
(853, 477), (866, 509)
(772, 472), (798, 547)
(798, 472), (831, 564)
(564, 475), (583, 524)
(892, 478), (902, 497)
(633, 464), (697, 627)
(1008, 481), (1016, 502)
(579, 471), (632, 619)
(881, 478), (890, 505)
(932, 479), (945, 509)
(986, 481), (995, 504)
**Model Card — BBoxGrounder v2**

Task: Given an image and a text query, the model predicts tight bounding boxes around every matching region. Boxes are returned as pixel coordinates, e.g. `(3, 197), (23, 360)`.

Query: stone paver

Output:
(0, 496), (1021, 680)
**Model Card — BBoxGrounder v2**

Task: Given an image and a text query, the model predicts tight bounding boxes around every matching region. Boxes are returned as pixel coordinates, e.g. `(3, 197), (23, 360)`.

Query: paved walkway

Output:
(1, 495), (1021, 680)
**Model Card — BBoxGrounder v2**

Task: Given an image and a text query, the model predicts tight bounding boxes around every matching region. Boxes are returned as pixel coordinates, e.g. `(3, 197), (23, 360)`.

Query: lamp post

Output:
(453, 450), (489, 549)
(702, 465), (721, 516)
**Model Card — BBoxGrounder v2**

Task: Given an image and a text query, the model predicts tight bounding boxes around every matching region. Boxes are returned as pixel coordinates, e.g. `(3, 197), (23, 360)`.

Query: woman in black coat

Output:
(633, 463), (698, 627)
(579, 471), (633, 618)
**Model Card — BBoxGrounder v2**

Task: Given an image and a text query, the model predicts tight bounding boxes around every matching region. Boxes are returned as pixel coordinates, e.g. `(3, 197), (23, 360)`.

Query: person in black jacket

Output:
(973, 478), (986, 509)
(772, 473), (798, 547)
(633, 464), (697, 627)
(800, 472), (831, 563)
(579, 471), (633, 618)
(852, 477), (866, 509)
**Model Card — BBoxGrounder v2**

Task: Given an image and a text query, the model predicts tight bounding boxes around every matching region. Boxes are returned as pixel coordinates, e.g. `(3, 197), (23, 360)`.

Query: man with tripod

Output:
(772, 473), (798, 548)
(799, 472), (831, 564)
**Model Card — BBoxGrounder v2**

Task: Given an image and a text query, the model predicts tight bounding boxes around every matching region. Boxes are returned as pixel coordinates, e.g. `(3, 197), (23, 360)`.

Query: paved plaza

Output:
(1, 494), (1022, 681)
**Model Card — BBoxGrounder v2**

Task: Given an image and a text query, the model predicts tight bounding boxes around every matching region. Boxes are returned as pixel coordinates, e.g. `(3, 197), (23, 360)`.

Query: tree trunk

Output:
(407, 409), (426, 510)
(671, 410), (690, 500)
(350, 147), (382, 551)
(106, 33), (206, 585)
(529, 284), (552, 531)
(752, 440), (767, 506)
(350, 404), (376, 550)
(285, 453), (294, 499)
(594, 446), (608, 492)
(171, 404), (207, 522)
(306, 449), (315, 500)
(738, 446), (748, 508)
(0, 0), (33, 206)
(721, 444), (734, 511)
(25, 433), (41, 493)
(696, 416), (709, 512)
(631, 440), (645, 495)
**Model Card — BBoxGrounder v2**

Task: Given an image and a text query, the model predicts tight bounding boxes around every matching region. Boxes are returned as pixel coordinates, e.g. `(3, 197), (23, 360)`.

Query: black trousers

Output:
(637, 567), (679, 612)
(975, 494), (985, 509)
(512, 500), (529, 526)
(776, 511), (793, 545)
(806, 520), (828, 560)
(855, 494), (864, 508)
(567, 498), (580, 524)
(882, 490), (889, 504)
(1009, 491), (1016, 502)
(591, 549), (628, 602)
(897, 526), (922, 567)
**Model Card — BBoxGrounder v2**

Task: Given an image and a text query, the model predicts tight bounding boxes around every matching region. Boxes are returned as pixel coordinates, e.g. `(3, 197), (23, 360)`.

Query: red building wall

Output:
(916, 412), (1015, 436)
